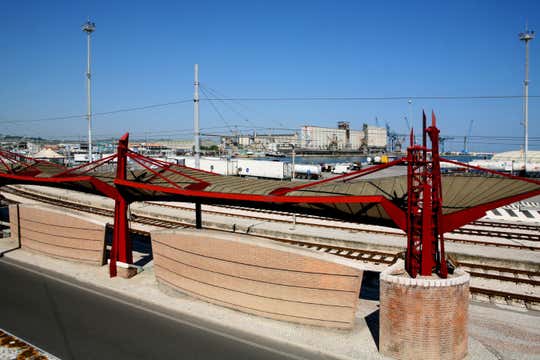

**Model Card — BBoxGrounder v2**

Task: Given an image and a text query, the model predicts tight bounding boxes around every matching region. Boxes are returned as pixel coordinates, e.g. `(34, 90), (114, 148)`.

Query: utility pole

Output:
(82, 19), (95, 163)
(520, 26), (535, 173)
(194, 64), (200, 169)
(291, 145), (296, 180)
(193, 64), (202, 229)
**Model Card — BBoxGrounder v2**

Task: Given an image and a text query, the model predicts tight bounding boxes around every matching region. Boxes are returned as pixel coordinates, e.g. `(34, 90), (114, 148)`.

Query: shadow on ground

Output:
(105, 227), (153, 267)
(360, 270), (380, 350)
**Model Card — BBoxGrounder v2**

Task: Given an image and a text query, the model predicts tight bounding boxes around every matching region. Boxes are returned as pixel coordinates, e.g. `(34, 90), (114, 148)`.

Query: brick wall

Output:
(9, 204), (107, 265)
(379, 262), (469, 360)
(151, 229), (363, 329)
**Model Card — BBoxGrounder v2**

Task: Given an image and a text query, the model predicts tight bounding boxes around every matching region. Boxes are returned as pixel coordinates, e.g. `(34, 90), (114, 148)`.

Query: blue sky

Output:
(0, 0), (539, 152)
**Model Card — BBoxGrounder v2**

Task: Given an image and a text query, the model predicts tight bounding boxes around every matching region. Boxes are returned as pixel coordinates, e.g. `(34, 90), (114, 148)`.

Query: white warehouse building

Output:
(300, 124), (386, 151)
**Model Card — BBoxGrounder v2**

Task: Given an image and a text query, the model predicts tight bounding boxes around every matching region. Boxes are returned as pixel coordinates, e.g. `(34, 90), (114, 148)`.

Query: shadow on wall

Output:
(104, 226), (153, 267)
(360, 270), (380, 350)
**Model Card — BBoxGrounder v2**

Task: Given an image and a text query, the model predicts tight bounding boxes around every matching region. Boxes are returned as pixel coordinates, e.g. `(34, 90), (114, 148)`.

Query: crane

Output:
(462, 120), (474, 154)
(439, 136), (455, 154)
(386, 121), (401, 152)
(404, 115), (411, 132)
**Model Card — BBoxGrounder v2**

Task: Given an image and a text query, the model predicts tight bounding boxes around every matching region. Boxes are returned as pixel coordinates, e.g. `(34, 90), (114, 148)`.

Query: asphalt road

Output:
(0, 259), (317, 360)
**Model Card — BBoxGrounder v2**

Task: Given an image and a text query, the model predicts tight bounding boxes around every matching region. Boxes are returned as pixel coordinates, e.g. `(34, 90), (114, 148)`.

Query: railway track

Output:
(2, 186), (539, 306)
(144, 201), (540, 250)
(452, 226), (540, 241)
(471, 220), (540, 231)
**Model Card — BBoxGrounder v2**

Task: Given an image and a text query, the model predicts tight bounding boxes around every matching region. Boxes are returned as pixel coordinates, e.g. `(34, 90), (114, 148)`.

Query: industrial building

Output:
(300, 122), (387, 152)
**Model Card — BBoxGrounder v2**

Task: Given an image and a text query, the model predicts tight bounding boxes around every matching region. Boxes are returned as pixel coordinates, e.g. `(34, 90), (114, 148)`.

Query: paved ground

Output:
(0, 259), (322, 360)
(1, 188), (538, 359)
(0, 236), (508, 360)
(469, 303), (540, 360)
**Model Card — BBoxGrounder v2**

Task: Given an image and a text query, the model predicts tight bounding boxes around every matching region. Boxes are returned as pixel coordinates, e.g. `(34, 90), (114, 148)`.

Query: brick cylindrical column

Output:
(379, 261), (469, 360)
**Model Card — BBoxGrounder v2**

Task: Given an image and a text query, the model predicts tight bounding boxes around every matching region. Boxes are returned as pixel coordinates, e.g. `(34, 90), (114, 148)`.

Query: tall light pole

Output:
(519, 26), (535, 172)
(193, 64), (200, 169)
(82, 20), (95, 163)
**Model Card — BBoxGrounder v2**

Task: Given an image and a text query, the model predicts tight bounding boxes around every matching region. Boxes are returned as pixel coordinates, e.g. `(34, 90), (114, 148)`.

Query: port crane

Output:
(439, 136), (455, 153)
(386, 121), (402, 152)
(462, 120), (474, 153)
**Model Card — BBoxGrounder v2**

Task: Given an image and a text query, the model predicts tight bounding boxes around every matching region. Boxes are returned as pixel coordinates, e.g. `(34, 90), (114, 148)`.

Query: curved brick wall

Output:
(151, 229), (363, 329)
(9, 204), (107, 265)
(379, 261), (470, 360)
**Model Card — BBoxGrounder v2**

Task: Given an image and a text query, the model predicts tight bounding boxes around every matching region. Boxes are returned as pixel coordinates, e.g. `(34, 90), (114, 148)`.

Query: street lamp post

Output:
(82, 20), (95, 163)
(519, 27), (535, 173)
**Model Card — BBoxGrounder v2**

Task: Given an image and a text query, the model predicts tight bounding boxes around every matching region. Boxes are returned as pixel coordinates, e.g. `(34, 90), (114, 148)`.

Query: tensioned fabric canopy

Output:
(1, 150), (539, 232)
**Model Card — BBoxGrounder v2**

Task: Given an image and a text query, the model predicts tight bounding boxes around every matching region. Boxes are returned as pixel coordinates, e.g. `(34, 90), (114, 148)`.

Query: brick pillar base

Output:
(379, 260), (469, 360)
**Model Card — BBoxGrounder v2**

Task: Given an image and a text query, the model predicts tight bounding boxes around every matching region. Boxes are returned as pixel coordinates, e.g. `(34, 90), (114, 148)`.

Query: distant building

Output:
(362, 124), (387, 151)
(300, 123), (385, 151)
(222, 133), (298, 151)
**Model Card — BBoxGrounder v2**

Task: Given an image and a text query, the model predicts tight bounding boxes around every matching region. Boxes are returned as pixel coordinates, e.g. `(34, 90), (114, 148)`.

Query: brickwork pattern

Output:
(9, 204), (107, 265)
(379, 263), (469, 360)
(151, 229), (363, 329)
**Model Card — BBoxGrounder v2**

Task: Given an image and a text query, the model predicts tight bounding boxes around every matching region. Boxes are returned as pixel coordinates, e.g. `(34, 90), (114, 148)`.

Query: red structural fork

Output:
(270, 157), (406, 196)
(405, 111), (448, 278)
(109, 133), (130, 277)
(126, 151), (212, 190)
(0, 149), (65, 175)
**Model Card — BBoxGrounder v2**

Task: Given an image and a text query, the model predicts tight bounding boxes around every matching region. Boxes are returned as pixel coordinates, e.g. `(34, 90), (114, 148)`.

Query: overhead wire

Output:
(0, 99), (193, 124)
(201, 95), (540, 101)
(199, 87), (234, 133)
(3, 94), (539, 125)
(199, 84), (260, 129)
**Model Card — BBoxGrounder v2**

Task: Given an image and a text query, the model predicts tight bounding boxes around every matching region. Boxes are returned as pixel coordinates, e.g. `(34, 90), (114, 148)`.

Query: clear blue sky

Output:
(1, 0), (539, 152)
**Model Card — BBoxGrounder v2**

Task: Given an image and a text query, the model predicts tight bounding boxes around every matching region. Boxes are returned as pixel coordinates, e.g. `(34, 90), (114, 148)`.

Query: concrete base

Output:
(117, 267), (138, 279)
(379, 260), (470, 360)
(108, 260), (141, 279)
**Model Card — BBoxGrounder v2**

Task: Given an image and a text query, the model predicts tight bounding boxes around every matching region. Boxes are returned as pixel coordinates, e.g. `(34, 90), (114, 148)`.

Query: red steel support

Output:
(109, 133), (132, 277)
(405, 111), (447, 278)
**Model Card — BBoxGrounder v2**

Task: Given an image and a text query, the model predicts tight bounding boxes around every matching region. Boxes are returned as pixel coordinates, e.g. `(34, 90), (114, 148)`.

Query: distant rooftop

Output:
(492, 150), (540, 162)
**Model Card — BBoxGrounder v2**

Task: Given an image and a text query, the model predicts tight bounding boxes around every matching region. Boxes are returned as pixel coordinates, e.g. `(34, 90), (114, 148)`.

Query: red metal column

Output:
(427, 112), (448, 277)
(109, 133), (132, 277)
(405, 112), (447, 278)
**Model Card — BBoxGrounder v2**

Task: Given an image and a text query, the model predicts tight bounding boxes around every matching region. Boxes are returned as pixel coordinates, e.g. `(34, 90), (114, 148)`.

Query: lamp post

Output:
(82, 20), (95, 163)
(194, 64), (200, 169)
(519, 27), (535, 173)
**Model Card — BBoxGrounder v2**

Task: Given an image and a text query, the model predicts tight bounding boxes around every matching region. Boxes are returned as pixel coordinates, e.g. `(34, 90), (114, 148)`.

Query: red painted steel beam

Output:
(51, 153), (118, 178)
(440, 158), (540, 186)
(441, 188), (540, 233)
(270, 158), (406, 196)
(116, 178), (408, 229)
(109, 133), (131, 278)
(127, 151), (211, 188)
(0, 150), (65, 170)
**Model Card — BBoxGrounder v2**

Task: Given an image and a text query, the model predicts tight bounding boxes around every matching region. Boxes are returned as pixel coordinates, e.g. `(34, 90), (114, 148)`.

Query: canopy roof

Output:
(0, 148), (539, 233)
